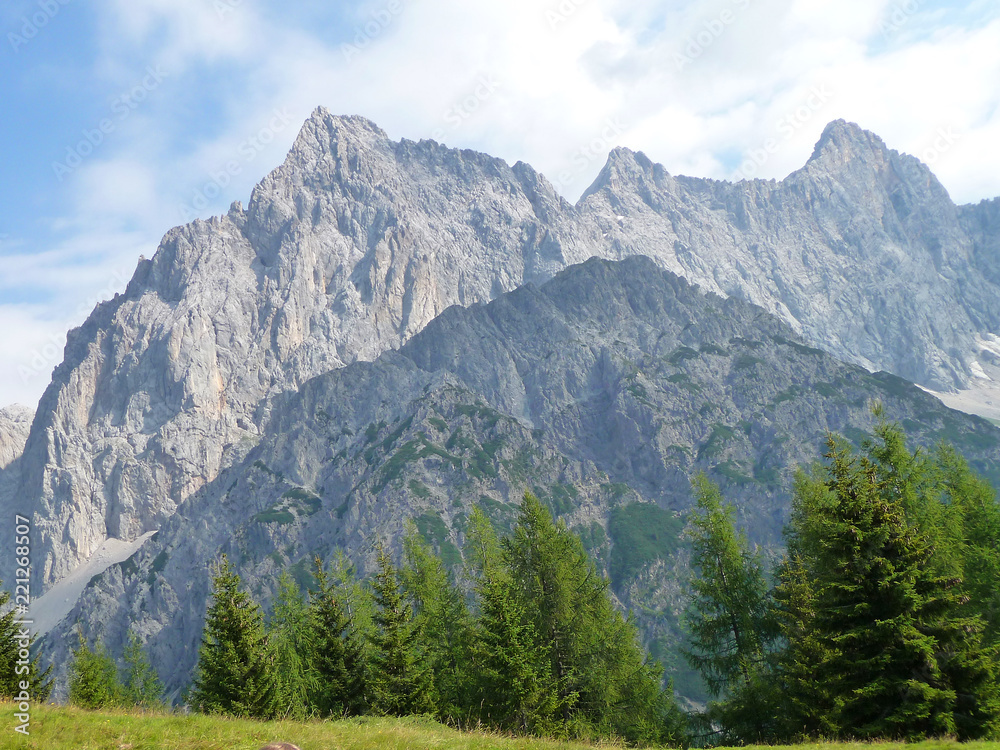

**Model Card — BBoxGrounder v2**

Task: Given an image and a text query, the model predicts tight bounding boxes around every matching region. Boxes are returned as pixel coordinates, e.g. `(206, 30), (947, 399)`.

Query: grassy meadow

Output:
(3, 703), (1000, 750)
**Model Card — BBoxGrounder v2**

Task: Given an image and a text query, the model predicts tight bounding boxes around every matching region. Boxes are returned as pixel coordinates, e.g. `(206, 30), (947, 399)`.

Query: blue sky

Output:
(1, 0), (999, 408)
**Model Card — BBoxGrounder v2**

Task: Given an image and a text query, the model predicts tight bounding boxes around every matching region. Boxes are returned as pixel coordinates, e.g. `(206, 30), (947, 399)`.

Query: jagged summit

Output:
(6, 110), (1000, 615)
(808, 118), (888, 162)
(578, 146), (661, 203)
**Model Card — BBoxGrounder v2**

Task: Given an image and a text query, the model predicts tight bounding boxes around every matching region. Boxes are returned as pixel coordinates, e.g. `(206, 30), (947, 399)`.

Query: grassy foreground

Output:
(3, 704), (1000, 750)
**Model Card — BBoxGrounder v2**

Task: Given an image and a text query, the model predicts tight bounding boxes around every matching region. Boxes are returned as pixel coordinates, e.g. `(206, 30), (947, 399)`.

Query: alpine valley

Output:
(4, 109), (1000, 700)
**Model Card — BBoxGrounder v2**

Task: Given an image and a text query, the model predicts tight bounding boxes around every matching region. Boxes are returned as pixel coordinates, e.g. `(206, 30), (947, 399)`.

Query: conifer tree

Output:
(0, 583), (51, 700)
(190, 555), (281, 719)
(683, 475), (775, 695)
(465, 506), (559, 733)
(121, 631), (164, 708)
(781, 433), (1000, 740)
(309, 556), (366, 717)
(269, 572), (316, 719)
(934, 443), (1000, 645)
(401, 526), (474, 722)
(368, 544), (435, 716)
(504, 492), (684, 746)
(68, 633), (123, 709)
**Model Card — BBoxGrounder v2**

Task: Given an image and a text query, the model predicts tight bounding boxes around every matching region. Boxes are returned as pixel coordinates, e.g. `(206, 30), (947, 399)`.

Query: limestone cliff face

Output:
(44, 258), (1000, 700)
(576, 121), (1000, 389)
(8, 110), (1000, 594)
(12, 110), (595, 589)
(0, 405), (31, 470)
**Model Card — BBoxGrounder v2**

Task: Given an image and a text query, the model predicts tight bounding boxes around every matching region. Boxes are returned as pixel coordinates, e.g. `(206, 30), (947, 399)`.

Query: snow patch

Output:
(28, 532), (157, 636)
(976, 333), (1000, 359)
(970, 361), (991, 380)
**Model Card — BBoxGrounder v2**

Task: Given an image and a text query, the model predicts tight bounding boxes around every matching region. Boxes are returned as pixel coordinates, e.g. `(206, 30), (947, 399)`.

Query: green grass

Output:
(0, 704), (618, 749)
(3, 704), (998, 750)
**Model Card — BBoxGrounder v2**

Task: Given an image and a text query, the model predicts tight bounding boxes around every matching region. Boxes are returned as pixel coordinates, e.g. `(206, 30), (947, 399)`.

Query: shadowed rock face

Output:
(8, 109), (1000, 598)
(44, 257), (1000, 701)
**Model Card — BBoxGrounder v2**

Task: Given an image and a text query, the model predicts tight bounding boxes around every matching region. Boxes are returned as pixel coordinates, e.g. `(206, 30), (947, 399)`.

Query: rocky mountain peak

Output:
(10, 111), (1000, 608)
(808, 118), (888, 165)
(579, 146), (662, 203)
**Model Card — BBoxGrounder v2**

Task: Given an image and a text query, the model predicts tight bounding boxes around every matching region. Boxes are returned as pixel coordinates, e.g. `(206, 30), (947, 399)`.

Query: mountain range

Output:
(2, 109), (999, 699)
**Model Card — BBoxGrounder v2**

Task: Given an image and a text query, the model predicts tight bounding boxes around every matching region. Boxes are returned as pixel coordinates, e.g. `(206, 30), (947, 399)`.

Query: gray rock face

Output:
(9, 110), (1000, 597)
(12, 110), (593, 589)
(0, 406), (33, 552)
(577, 122), (1000, 389)
(0, 405), (32, 470)
(45, 257), (1000, 701)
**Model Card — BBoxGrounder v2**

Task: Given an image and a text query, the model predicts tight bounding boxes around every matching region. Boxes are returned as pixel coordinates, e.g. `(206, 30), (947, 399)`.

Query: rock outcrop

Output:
(8, 110), (1000, 601)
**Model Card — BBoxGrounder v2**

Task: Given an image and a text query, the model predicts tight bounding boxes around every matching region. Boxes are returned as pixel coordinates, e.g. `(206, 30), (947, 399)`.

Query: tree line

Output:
(683, 407), (1000, 743)
(11, 407), (1000, 746)
(185, 494), (687, 746)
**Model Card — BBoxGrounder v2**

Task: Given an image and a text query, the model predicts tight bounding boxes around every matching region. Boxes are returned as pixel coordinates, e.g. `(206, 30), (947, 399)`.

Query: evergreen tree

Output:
(504, 492), (684, 746)
(308, 556), (366, 717)
(368, 544), (435, 716)
(190, 555), (282, 719)
(68, 633), (123, 709)
(682, 474), (776, 704)
(0, 583), (51, 700)
(121, 631), (164, 708)
(465, 506), (559, 734)
(401, 526), (474, 723)
(268, 572), (316, 719)
(934, 443), (1000, 645)
(780, 432), (1000, 740)
(770, 477), (841, 741)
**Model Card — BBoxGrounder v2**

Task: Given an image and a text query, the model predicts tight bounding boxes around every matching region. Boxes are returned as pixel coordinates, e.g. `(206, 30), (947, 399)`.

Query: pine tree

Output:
(268, 572), (316, 719)
(401, 525), (474, 722)
(190, 555), (282, 719)
(121, 631), (164, 708)
(308, 556), (366, 717)
(934, 443), (1000, 645)
(0, 582), (51, 700)
(368, 544), (435, 716)
(769, 467), (843, 740)
(68, 633), (123, 709)
(780, 432), (1000, 740)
